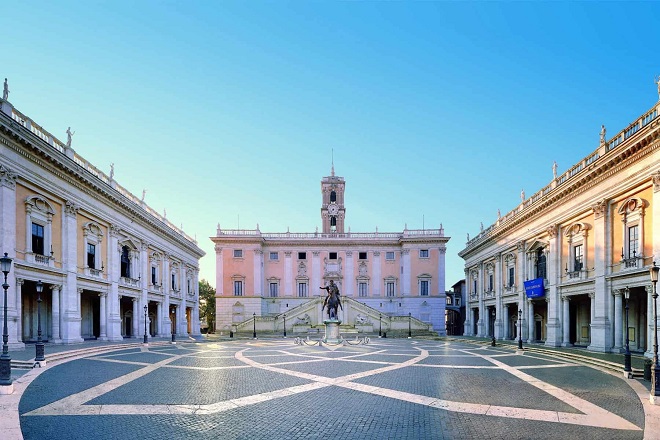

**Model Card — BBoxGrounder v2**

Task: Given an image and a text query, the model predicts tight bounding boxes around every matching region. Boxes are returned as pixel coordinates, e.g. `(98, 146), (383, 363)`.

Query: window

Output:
(233, 249), (243, 258)
(298, 282), (308, 297)
(359, 252), (367, 260)
(298, 252), (306, 260)
(187, 278), (191, 294)
(420, 280), (429, 296)
(330, 217), (337, 229)
(330, 191), (336, 202)
(32, 223), (45, 255)
(269, 252), (279, 261)
(234, 281), (243, 296)
(573, 244), (583, 271)
(455, 297), (461, 306)
(536, 248), (547, 279)
(386, 252), (395, 261)
(358, 282), (368, 297)
(419, 249), (429, 258)
(508, 267), (515, 288)
(269, 282), (278, 297)
(488, 274), (494, 292)
(151, 267), (157, 285)
(386, 282), (395, 297)
(329, 252), (337, 260)
(473, 279), (477, 294)
(87, 243), (96, 269)
(120, 246), (131, 278)
(172, 273), (176, 290)
(628, 225), (639, 258)
(446, 296), (452, 306)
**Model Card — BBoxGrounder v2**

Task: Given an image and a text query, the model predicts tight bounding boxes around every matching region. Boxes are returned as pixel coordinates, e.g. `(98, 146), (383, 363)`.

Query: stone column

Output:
(0, 165), (17, 265)
(62, 201), (83, 343)
(99, 292), (107, 341)
(345, 251), (354, 297)
(469, 307), (475, 336)
(562, 296), (571, 347)
(647, 285), (655, 358)
(253, 250), (263, 296)
(284, 252), (292, 296)
(10, 278), (23, 348)
(132, 297), (138, 338)
(613, 290), (623, 351)
(653, 172), (660, 263)
(51, 284), (61, 343)
(477, 263), (484, 337)
(463, 268), (471, 335)
(162, 253), (170, 336)
(527, 300), (535, 343)
(589, 200), (610, 352)
(502, 304), (509, 339)
(157, 301), (163, 336)
(401, 249), (411, 296)
(140, 243), (149, 340)
(589, 292), (596, 346)
(545, 225), (561, 347)
(494, 255), (502, 339)
(373, 251), (381, 297)
(107, 225), (122, 341)
(179, 263), (187, 335)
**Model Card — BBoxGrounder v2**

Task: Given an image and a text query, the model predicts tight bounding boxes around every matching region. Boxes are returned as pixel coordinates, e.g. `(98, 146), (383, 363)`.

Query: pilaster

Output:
(589, 200), (611, 352)
(545, 224), (561, 347)
(0, 164), (17, 258)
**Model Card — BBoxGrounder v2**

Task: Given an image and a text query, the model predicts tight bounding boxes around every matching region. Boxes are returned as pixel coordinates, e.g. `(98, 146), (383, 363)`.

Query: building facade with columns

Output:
(459, 98), (660, 355)
(0, 89), (204, 348)
(211, 169), (449, 334)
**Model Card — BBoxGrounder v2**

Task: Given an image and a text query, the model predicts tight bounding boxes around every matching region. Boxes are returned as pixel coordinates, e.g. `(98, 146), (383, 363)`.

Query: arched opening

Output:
(330, 191), (336, 202)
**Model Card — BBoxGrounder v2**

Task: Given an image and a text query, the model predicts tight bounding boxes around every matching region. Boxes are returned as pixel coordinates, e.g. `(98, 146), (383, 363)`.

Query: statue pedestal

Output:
(323, 319), (342, 344)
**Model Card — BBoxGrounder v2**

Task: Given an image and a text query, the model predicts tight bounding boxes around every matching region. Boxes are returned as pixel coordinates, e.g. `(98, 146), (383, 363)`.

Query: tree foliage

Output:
(198, 279), (216, 332)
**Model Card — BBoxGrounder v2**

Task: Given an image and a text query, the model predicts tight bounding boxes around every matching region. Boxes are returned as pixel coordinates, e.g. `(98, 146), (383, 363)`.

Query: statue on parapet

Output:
(320, 280), (342, 320)
(552, 161), (557, 179)
(2, 78), (8, 100)
(655, 75), (660, 100)
(66, 127), (75, 148)
(520, 189), (525, 202)
(600, 125), (606, 145)
(109, 163), (115, 180)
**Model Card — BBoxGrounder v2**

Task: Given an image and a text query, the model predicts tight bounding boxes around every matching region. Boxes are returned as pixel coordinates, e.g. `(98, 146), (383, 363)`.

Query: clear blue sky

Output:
(3, 1), (659, 288)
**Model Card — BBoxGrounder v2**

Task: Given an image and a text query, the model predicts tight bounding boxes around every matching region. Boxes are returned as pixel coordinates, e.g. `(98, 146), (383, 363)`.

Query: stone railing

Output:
(464, 101), (660, 250)
(120, 276), (140, 288)
(2, 102), (197, 246)
(216, 228), (444, 240)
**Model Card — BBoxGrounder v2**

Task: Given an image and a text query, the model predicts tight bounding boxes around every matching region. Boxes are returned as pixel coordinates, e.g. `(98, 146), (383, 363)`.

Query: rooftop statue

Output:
(2, 78), (8, 100)
(552, 161), (558, 179)
(66, 127), (75, 148)
(600, 125), (606, 145)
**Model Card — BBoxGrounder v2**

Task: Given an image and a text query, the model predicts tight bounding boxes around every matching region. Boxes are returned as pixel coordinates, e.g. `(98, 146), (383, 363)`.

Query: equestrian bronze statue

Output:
(320, 280), (343, 320)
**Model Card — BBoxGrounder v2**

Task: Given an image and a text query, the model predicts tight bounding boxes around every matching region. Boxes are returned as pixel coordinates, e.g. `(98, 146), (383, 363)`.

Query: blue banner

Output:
(524, 278), (545, 298)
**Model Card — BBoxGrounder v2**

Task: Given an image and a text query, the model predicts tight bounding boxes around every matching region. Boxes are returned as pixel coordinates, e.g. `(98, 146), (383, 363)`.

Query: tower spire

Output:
(331, 148), (335, 176)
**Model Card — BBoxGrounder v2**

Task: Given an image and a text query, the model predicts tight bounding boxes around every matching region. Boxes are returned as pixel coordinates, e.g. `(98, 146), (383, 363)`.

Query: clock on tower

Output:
(321, 166), (345, 233)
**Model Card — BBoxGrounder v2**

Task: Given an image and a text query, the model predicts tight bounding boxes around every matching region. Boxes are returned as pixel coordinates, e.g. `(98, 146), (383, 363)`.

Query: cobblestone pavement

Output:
(13, 339), (651, 439)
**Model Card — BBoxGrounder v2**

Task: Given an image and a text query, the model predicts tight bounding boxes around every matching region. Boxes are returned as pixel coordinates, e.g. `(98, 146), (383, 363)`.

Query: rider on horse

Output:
(320, 280), (343, 320)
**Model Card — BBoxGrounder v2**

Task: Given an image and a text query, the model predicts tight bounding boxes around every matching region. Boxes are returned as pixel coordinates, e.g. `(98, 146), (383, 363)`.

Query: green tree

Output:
(199, 279), (216, 333)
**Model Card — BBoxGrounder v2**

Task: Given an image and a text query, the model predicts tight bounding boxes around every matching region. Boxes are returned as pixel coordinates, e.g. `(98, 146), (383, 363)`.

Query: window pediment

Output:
(617, 197), (646, 216)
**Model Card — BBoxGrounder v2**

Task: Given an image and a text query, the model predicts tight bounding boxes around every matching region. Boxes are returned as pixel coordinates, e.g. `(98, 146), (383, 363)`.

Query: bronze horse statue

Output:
(320, 281), (343, 320)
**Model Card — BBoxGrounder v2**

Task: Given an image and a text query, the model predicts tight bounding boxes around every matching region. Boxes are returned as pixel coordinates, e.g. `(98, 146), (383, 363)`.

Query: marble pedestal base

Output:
(323, 319), (342, 344)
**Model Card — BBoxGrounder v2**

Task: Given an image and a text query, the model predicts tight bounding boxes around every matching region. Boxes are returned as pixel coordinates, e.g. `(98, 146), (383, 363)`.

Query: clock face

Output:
(328, 203), (339, 215)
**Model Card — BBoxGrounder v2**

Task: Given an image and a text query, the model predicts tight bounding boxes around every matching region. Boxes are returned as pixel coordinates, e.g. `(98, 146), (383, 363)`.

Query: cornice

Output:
(0, 115), (204, 258)
(460, 127), (660, 258)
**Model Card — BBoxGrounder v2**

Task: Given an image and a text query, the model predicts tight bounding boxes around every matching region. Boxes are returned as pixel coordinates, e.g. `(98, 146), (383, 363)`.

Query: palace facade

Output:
(212, 168), (449, 334)
(459, 97), (660, 355)
(0, 88), (204, 347)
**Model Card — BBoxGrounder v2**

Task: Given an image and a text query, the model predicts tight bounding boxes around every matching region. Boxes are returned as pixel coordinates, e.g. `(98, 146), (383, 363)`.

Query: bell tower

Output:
(321, 162), (345, 233)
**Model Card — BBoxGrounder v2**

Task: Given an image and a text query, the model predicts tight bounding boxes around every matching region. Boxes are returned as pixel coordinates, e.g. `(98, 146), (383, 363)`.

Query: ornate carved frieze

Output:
(0, 164), (17, 189)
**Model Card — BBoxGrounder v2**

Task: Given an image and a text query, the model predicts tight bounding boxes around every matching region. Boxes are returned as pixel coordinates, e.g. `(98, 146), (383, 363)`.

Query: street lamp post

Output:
(650, 262), (660, 404)
(518, 309), (523, 350)
(253, 312), (257, 339)
(171, 306), (176, 343)
(379, 314), (382, 337)
(283, 314), (286, 338)
(143, 304), (148, 344)
(408, 312), (412, 338)
(35, 281), (45, 362)
(624, 287), (631, 375)
(0, 253), (13, 387)
(491, 308), (496, 347)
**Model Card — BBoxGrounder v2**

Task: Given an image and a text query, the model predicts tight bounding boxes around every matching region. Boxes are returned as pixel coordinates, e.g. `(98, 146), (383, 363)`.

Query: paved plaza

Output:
(4, 338), (656, 439)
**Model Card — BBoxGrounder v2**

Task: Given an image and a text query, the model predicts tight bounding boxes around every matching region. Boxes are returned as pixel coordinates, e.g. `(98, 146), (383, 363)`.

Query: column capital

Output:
(64, 200), (79, 217)
(373, 251), (381, 256)
(438, 246), (446, 254)
(652, 171), (660, 192)
(561, 295), (571, 302)
(77, 288), (84, 294)
(0, 164), (17, 189)
(15, 277), (24, 286)
(546, 224), (558, 238)
(592, 199), (607, 219)
(109, 224), (121, 237)
(98, 292), (108, 298)
(51, 284), (62, 291)
(612, 290), (623, 298)
(345, 250), (353, 257)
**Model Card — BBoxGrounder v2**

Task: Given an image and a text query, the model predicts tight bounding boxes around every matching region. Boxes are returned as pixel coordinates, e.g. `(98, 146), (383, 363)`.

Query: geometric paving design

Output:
(19, 340), (644, 439)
